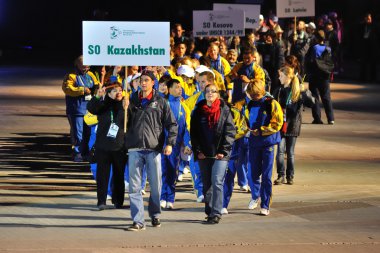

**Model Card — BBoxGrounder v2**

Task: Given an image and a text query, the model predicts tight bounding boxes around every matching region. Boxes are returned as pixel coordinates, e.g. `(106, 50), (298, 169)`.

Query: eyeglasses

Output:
(205, 89), (218, 94)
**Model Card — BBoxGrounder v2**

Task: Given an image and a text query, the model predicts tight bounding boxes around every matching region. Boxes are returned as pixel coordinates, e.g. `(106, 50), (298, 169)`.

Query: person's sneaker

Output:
(177, 174), (183, 182)
(240, 185), (249, 192)
(221, 208), (228, 215)
(151, 218), (161, 227)
(141, 189), (146, 195)
(73, 153), (83, 162)
(196, 195), (205, 203)
(98, 204), (106, 211)
(106, 194), (112, 200)
(274, 176), (286, 185)
(204, 216), (220, 224)
(287, 178), (294, 185)
(260, 208), (270, 216)
(160, 200), (167, 209)
(248, 199), (259, 210)
(166, 202), (174, 210)
(127, 222), (146, 231)
(183, 166), (190, 174)
(328, 121), (335, 125)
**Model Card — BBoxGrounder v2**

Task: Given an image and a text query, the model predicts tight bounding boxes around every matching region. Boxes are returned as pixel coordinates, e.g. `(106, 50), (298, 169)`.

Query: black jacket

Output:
(273, 86), (302, 137)
(87, 95), (125, 151)
(124, 90), (178, 152)
(190, 99), (236, 161)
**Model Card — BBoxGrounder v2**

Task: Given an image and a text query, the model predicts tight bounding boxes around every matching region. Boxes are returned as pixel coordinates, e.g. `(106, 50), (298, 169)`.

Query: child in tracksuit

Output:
(160, 79), (191, 209)
(246, 79), (283, 216)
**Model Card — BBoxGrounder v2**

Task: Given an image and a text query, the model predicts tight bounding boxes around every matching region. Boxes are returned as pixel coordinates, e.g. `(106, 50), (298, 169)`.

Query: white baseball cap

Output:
(195, 65), (215, 78)
(177, 65), (195, 78)
(126, 73), (141, 83)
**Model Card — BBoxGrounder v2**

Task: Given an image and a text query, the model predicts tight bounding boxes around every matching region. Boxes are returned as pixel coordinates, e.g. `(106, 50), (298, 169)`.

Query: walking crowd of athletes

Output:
(62, 11), (379, 231)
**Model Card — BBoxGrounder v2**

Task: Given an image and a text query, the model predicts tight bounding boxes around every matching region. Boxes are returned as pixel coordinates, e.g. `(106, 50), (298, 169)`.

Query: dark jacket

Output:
(87, 95), (125, 151)
(273, 87), (302, 137)
(124, 90), (178, 152)
(190, 99), (236, 161)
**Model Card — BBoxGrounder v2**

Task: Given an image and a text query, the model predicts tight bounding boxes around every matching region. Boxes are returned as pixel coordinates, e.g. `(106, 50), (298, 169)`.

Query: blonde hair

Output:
(279, 66), (300, 103)
(246, 79), (266, 97)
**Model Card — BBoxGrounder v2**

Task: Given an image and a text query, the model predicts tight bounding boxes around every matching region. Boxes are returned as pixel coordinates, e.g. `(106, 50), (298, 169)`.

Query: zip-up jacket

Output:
(190, 99), (236, 161)
(62, 71), (99, 115)
(124, 90), (178, 152)
(247, 97), (283, 148)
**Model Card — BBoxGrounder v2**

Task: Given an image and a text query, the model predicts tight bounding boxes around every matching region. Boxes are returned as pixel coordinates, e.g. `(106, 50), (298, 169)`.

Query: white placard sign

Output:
(83, 21), (170, 66)
(213, 3), (260, 29)
(276, 0), (315, 18)
(193, 10), (245, 38)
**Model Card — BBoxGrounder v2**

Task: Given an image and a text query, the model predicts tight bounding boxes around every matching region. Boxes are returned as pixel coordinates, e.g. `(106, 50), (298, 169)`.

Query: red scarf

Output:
(202, 99), (221, 129)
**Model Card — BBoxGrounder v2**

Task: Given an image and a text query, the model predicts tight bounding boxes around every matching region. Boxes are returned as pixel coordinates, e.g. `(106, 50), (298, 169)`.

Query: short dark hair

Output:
(167, 78), (180, 89)
(158, 75), (172, 84)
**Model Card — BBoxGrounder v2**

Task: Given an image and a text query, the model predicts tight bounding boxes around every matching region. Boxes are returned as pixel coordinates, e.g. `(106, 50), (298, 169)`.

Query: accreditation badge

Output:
(107, 123), (119, 138)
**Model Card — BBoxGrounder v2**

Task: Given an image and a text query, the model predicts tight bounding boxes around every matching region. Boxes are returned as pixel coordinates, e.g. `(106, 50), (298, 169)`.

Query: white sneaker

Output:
(141, 189), (146, 195)
(260, 208), (270, 216)
(248, 199), (259, 210)
(221, 208), (228, 214)
(183, 166), (190, 174)
(240, 185), (249, 192)
(160, 200), (167, 209)
(106, 194), (112, 200)
(177, 174), (183, 182)
(166, 202), (174, 209)
(196, 195), (204, 203)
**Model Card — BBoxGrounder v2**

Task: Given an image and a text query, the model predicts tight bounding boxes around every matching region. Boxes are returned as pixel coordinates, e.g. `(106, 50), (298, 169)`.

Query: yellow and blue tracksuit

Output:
(165, 69), (197, 99)
(161, 95), (191, 203)
(223, 102), (250, 209)
(62, 71), (99, 156)
(247, 97), (283, 210)
(184, 91), (206, 198)
(226, 62), (265, 103)
(210, 55), (231, 83)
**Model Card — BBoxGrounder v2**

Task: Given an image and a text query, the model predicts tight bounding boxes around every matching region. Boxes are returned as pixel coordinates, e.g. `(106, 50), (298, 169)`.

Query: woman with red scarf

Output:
(190, 84), (236, 224)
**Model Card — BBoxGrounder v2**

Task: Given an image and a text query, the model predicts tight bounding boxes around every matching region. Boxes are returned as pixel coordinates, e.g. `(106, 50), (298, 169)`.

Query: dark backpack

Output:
(315, 47), (334, 75)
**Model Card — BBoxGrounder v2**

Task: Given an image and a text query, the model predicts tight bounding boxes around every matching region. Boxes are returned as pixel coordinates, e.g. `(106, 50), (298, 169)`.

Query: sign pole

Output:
(124, 66), (129, 133)
(293, 16), (297, 43)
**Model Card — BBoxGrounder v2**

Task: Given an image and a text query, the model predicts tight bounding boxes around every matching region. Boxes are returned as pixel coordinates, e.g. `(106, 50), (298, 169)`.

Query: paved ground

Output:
(0, 66), (379, 253)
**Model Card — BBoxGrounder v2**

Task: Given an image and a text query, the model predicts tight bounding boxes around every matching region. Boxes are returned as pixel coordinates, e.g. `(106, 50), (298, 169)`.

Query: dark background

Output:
(0, 0), (379, 66)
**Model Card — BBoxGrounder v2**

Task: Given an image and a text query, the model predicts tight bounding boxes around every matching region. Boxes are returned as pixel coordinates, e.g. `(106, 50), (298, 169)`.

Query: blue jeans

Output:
(276, 136), (297, 179)
(249, 145), (275, 210)
(128, 150), (162, 226)
(199, 159), (228, 218)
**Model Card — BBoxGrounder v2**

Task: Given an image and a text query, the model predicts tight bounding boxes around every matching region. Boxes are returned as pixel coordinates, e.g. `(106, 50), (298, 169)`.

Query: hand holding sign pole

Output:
(123, 66), (129, 133)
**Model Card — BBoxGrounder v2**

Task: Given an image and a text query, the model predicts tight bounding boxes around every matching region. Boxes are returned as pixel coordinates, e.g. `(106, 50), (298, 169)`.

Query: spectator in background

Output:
(358, 13), (379, 82)
(226, 49), (238, 68)
(289, 20), (310, 77)
(173, 23), (190, 46)
(305, 30), (335, 125)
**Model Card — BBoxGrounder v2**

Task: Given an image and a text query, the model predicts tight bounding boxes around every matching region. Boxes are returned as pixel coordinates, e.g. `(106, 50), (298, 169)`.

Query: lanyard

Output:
(110, 111), (114, 123)
(286, 90), (292, 106)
